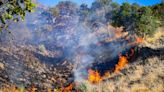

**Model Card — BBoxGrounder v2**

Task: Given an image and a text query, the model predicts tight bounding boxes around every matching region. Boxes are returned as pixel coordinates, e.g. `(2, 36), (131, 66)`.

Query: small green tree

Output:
(152, 3), (164, 26)
(111, 3), (132, 27)
(134, 7), (159, 37)
(111, 3), (160, 37)
(0, 0), (36, 31)
(136, 14), (159, 37)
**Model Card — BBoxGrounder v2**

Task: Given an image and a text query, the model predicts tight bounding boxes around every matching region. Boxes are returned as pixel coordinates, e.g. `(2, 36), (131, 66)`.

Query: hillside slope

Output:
(79, 30), (164, 92)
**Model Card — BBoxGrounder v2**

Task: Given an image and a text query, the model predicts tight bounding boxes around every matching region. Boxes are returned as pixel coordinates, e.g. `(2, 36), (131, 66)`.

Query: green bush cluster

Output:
(50, 0), (163, 37)
(0, 0), (36, 31)
(111, 2), (163, 37)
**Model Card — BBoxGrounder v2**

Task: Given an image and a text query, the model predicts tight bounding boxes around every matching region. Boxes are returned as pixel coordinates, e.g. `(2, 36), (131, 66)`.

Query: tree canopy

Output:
(111, 2), (162, 37)
(0, 0), (36, 31)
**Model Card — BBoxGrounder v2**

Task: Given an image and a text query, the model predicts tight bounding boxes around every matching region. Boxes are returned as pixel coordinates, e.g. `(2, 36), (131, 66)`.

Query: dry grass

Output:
(0, 85), (25, 92)
(143, 27), (164, 48)
(145, 28), (164, 42)
(80, 57), (164, 92)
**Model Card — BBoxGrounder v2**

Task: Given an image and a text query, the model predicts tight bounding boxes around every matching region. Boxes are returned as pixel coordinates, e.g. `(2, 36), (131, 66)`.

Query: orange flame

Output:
(136, 37), (143, 43)
(88, 69), (102, 83)
(114, 55), (128, 73)
(63, 83), (74, 92)
(127, 36), (143, 46)
(87, 49), (135, 83)
(31, 86), (37, 92)
(11, 85), (19, 92)
(48, 88), (52, 92)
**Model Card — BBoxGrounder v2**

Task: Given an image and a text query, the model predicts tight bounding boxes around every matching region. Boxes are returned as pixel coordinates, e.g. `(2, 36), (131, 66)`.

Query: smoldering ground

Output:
(0, 1), (138, 84)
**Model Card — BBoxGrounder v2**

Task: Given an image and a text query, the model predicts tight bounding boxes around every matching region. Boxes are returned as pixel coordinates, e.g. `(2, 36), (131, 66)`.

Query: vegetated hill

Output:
(0, 1), (163, 92)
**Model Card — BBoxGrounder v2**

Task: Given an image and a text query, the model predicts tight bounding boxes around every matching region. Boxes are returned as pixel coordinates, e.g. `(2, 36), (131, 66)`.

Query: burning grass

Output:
(79, 56), (164, 92)
(87, 46), (136, 84)
(114, 55), (128, 73)
(0, 84), (74, 92)
(87, 55), (129, 84)
(0, 85), (34, 92)
(62, 83), (74, 92)
(88, 69), (102, 84)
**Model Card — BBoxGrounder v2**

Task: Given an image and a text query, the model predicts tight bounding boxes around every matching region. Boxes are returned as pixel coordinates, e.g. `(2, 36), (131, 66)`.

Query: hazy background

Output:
(37, 0), (162, 7)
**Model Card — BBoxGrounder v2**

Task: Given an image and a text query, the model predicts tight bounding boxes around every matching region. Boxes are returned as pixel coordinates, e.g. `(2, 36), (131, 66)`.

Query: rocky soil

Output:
(0, 45), (74, 90)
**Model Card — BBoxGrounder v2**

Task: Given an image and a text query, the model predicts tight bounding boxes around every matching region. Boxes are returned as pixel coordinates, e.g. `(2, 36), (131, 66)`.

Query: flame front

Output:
(136, 37), (143, 43)
(87, 55), (129, 83)
(63, 83), (74, 92)
(88, 69), (102, 83)
(114, 55), (128, 73)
